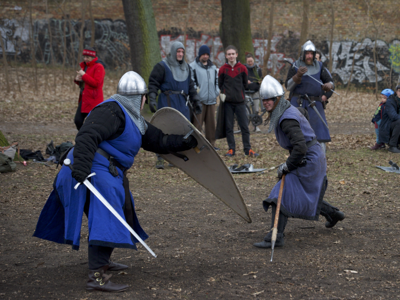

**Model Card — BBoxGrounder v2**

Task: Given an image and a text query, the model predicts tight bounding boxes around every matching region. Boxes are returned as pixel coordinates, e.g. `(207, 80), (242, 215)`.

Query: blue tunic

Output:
(33, 100), (148, 250)
(263, 106), (327, 220)
(157, 61), (191, 120)
(290, 61), (331, 142)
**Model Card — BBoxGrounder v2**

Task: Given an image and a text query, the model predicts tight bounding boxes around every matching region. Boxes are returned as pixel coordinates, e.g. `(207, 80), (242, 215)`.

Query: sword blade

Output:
(81, 179), (157, 258)
(311, 105), (329, 129)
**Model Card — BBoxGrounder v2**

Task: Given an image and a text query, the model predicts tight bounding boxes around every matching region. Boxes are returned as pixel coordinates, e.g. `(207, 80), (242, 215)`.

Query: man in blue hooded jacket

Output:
(189, 45), (220, 149)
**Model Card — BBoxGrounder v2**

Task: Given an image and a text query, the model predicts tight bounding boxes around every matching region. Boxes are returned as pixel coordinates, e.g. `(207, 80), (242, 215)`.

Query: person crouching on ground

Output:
(34, 71), (198, 292)
(370, 89), (393, 150)
(378, 85), (400, 153)
(253, 75), (345, 249)
(74, 47), (106, 130)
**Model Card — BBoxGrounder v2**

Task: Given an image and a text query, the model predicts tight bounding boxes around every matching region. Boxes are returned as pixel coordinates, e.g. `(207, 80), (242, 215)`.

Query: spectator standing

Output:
(190, 45), (220, 149)
(370, 89), (393, 150)
(148, 41), (202, 169)
(218, 45), (258, 157)
(245, 53), (263, 132)
(74, 47), (106, 130)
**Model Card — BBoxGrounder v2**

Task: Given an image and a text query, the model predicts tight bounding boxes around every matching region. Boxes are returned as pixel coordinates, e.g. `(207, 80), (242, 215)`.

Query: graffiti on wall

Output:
(159, 34), (294, 74)
(1, 17), (399, 86)
(322, 38), (400, 85)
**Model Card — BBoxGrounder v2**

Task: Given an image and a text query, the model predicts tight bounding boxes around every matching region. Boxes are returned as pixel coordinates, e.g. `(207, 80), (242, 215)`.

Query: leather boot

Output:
(320, 200), (345, 228)
(107, 261), (128, 271)
(86, 266), (129, 292)
(254, 205), (287, 248)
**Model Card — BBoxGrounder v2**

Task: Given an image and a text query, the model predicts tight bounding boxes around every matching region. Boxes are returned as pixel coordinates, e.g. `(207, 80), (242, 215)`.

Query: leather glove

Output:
(277, 162), (289, 179)
(182, 135), (198, 149)
(322, 82), (333, 92)
(148, 92), (157, 113)
(292, 66), (308, 84)
(192, 96), (202, 115)
(71, 169), (89, 183)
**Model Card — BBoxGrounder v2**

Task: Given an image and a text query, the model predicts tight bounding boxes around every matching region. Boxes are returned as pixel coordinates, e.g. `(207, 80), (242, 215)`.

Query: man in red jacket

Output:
(74, 47), (106, 130)
(218, 45), (258, 157)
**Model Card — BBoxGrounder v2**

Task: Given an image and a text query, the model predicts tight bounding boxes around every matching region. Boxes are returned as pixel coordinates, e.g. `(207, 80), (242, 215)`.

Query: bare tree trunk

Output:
(262, 0), (274, 76)
(372, 39), (378, 99)
(220, 0), (254, 63)
(88, 0), (95, 47)
(183, 0), (191, 63)
(78, 0), (86, 63)
(328, 0), (334, 73)
(298, 0), (309, 56)
(0, 24), (11, 93)
(122, 0), (161, 83)
(46, 1), (57, 92)
(29, 0), (38, 94)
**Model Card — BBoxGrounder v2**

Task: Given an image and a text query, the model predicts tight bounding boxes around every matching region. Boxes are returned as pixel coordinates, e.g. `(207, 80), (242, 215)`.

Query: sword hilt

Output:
(63, 158), (95, 189)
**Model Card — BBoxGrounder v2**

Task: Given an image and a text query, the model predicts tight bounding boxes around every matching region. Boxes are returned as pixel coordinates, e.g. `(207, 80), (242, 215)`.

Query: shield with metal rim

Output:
(150, 107), (252, 223)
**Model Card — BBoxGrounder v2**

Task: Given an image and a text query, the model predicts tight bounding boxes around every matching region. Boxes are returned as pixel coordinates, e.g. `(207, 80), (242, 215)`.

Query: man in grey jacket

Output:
(190, 45), (220, 149)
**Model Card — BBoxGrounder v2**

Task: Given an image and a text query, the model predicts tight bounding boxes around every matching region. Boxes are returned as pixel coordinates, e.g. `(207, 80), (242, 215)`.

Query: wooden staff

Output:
(270, 174), (285, 262)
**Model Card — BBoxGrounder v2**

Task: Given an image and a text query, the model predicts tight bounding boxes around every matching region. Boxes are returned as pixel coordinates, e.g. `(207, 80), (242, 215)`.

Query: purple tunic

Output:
(263, 106), (327, 220)
(290, 61), (331, 142)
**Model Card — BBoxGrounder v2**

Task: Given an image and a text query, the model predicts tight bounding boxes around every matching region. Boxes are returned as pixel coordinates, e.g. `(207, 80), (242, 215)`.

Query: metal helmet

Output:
(300, 40), (316, 61)
(381, 88), (394, 98)
(117, 71), (148, 95)
(260, 75), (284, 101)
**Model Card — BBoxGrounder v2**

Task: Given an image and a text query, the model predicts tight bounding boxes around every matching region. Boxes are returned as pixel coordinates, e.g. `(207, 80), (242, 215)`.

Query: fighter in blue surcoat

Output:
(285, 40), (334, 153)
(253, 75), (345, 249)
(33, 72), (198, 292)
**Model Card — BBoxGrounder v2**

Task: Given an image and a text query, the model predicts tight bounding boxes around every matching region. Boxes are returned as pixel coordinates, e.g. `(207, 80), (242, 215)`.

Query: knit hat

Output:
(396, 85), (400, 91)
(198, 45), (210, 57)
(83, 47), (96, 57)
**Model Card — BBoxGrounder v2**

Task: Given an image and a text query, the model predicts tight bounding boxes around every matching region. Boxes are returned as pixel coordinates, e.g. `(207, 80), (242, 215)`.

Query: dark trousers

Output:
(74, 101), (88, 130)
(84, 189), (114, 270)
(193, 104), (216, 147)
(224, 102), (251, 153)
(389, 119), (400, 147)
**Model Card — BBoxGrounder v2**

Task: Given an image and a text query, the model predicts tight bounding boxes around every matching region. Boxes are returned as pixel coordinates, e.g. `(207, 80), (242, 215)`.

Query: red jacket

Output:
(74, 57), (105, 113)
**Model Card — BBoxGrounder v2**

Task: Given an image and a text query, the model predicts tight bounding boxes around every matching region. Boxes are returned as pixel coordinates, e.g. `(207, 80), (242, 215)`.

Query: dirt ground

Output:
(1, 68), (400, 299)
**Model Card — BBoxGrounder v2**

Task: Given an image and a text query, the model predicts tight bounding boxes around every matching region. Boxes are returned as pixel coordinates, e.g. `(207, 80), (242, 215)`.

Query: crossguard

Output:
(63, 159), (97, 189)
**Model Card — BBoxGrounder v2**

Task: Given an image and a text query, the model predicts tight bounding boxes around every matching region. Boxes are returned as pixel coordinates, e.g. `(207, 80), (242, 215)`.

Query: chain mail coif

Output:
(110, 94), (148, 135)
(264, 95), (291, 133)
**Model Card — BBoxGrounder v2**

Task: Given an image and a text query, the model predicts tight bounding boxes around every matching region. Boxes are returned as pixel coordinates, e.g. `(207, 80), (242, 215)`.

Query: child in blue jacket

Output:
(370, 89), (394, 150)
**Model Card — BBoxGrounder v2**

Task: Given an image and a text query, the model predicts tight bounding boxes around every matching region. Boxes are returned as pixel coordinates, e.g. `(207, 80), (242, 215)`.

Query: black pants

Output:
(224, 102), (251, 153)
(74, 101), (88, 131)
(389, 119), (400, 147)
(83, 188), (114, 270)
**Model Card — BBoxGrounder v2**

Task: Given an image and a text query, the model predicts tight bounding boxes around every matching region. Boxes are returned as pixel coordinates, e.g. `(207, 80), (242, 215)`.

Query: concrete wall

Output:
(1, 0), (400, 88)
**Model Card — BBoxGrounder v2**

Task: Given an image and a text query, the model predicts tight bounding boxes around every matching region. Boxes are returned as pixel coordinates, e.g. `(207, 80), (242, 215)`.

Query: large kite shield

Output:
(150, 107), (252, 223)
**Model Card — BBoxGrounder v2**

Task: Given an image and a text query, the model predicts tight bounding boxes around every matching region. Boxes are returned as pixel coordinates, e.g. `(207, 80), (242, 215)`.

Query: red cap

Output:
(83, 48), (96, 57)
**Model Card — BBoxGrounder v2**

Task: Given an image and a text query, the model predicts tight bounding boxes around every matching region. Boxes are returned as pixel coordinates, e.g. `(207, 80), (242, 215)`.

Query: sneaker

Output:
(225, 149), (235, 157)
(254, 127), (261, 133)
(370, 143), (385, 150)
(214, 147), (220, 151)
(246, 149), (259, 157)
(388, 146), (400, 153)
(156, 160), (164, 169)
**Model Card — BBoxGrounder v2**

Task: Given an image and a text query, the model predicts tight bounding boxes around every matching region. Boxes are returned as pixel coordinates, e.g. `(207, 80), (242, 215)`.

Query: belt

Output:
(163, 90), (188, 107)
(306, 138), (317, 149)
(96, 148), (126, 176)
(294, 94), (321, 102)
